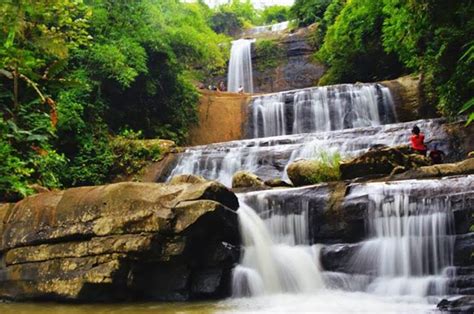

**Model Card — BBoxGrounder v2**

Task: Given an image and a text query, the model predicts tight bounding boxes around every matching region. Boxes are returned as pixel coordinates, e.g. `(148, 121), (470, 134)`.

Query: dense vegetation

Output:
(1, 0), (472, 200)
(303, 0), (474, 121)
(0, 0), (228, 200)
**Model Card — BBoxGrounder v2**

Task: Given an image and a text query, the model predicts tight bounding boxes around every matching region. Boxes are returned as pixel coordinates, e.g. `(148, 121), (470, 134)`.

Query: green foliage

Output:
(0, 117), (32, 200)
(312, 0), (473, 118)
(312, 0), (346, 48)
(261, 5), (290, 24)
(316, 0), (403, 84)
(255, 39), (285, 71)
(109, 135), (162, 180)
(291, 0), (332, 27)
(0, 0), (228, 200)
(212, 0), (259, 31)
(210, 11), (244, 36)
(381, 0), (474, 117)
(459, 41), (474, 125)
(308, 151), (341, 184)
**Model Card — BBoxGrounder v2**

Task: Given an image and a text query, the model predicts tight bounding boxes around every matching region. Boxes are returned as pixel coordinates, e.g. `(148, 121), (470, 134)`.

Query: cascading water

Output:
(347, 178), (462, 297)
(227, 175), (473, 312)
(232, 194), (324, 297)
(227, 39), (255, 93)
(249, 83), (396, 138)
(245, 21), (290, 36)
(167, 118), (451, 186)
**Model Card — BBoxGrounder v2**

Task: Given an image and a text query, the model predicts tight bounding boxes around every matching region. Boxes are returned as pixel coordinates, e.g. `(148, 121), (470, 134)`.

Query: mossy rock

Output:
(340, 145), (430, 180)
(232, 171), (265, 189)
(287, 159), (340, 187)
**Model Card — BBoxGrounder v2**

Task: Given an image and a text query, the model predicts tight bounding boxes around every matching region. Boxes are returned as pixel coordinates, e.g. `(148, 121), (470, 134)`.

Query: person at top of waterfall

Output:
(238, 85), (244, 94)
(410, 125), (427, 156)
(218, 81), (226, 92)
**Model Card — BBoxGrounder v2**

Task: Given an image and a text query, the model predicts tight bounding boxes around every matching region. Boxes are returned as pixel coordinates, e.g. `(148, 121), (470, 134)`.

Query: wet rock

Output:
(320, 243), (360, 273)
(392, 158), (474, 181)
(169, 174), (207, 184)
(381, 75), (438, 121)
(437, 295), (474, 313)
(251, 25), (326, 93)
(340, 145), (430, 180)
(454, 233), (474, 267)
(232, 171), (265, 189)
(0, 180), (240, 302)
(264, 178), (293, 188)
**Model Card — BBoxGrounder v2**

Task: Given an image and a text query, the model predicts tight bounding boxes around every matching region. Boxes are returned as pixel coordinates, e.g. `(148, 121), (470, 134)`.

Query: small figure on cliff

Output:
(217, 81), (226, 92)
(238, 85), (244, 94)
(410, 125), (427, 156)
(429, 144), (445, 164)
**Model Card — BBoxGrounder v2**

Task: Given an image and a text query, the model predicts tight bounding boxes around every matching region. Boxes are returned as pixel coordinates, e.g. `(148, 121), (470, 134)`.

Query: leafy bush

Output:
(291, 0), (332, 27)
(316, 0), (404, 84)
(255, 39), (285, 72)
(261, 5), (290, 24)
(108, 135), (162, 180)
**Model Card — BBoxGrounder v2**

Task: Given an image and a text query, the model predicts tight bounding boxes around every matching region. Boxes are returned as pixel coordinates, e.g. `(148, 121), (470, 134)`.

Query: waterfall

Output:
(231, 175), (473, 304)
(249, 84), (396, 138)
(167, 118), (450, 186)
(347, 178), (460, 297)
(245, 21), (290, 36)
(228, 39), (255, 93)
(232, 195), (324, 297)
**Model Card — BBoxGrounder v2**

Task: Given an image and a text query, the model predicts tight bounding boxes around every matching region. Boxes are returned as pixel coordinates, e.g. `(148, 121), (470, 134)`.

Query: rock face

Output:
(340, 145), (430, 180)
(0, 181), (240, 302)
(252, 27), (326, 93)
(381, 74), (437, 121)
(231, 171), (265, 189)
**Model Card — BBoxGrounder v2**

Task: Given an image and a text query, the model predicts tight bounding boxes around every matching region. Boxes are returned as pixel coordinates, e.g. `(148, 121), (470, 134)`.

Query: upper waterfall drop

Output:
(228, 39), (255, 93)
(249, 83), (396, 138)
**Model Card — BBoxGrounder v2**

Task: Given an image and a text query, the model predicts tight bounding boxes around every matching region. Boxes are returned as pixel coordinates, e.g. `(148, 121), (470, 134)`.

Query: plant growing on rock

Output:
(254, 39), (285, 72)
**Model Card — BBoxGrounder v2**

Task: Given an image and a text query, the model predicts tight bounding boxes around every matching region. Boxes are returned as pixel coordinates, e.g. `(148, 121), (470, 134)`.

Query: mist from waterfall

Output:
(228, 39), (255, 93)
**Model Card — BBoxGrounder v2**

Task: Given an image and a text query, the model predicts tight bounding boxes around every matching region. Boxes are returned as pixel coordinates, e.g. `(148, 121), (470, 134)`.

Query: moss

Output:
(254, 39), (285, 72)
(108, 137), (164, 181)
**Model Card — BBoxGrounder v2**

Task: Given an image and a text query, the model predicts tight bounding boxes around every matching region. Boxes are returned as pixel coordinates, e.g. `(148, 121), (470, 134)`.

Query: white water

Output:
(232, 197), (324, 297)
(227, 176), (473, 312)
(245, 21), (290, 36)
(250, 83), (396, 137)
(347, 178), (466, 297)
(168, 118), (450, 186)
(228, 39), (255, 93)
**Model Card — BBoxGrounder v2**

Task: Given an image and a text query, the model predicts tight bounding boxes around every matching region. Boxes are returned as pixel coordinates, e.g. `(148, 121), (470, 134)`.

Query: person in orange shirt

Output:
(410, 125), (427, 156)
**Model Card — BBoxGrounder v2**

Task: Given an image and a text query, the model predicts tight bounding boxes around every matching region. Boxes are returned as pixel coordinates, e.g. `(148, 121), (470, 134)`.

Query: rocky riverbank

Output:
(0, 179), (240, 302)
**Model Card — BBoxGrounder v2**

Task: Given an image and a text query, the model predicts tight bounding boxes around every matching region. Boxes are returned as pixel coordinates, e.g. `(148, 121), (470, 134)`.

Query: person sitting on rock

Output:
(410, 125), (427, 156)
(429, 144), (445, 164)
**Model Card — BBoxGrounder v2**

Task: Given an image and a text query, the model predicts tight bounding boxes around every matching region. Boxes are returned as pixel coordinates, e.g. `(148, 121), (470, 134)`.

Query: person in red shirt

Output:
(410, 125), (427, 156)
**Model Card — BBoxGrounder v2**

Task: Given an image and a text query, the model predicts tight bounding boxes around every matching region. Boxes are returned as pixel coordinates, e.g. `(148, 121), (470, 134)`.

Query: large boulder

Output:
(232, 171), (265, 189)
(340, 145), (430, 180)
(0, 180), (240, 302)
(287, 159), (340, 187)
